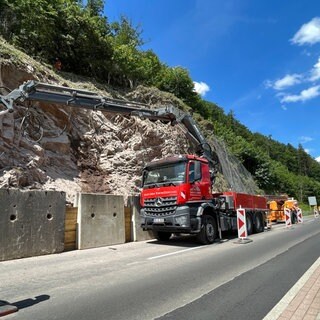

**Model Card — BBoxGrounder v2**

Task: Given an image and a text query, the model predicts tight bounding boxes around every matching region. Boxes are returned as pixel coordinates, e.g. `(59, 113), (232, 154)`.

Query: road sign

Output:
(308, 196), (317, 206)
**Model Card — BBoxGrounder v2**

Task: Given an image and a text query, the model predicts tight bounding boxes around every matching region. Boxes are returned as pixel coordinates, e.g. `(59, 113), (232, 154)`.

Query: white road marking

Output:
(126, 261), (141, 266)
(147, 246), (206, 260)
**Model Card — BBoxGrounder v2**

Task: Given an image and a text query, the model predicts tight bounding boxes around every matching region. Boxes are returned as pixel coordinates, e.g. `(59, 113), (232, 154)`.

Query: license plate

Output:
(153, 218), (164, 223)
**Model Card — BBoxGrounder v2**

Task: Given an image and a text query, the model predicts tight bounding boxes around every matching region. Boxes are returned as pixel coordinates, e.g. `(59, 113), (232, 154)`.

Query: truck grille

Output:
(144, 197), (177, 216)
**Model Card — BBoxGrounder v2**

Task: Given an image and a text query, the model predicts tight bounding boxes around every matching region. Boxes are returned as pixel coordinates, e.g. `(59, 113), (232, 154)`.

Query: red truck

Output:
(140, 155), (267, 244)
(1, 81), (268, 244)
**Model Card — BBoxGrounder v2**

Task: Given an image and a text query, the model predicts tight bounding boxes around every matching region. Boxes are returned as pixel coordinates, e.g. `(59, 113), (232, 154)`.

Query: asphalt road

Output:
(158, 224), (320, 320)
(1, 217), (319, 320)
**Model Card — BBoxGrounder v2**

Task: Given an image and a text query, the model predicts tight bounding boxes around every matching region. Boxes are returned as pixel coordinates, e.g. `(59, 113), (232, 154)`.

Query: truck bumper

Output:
(140, 206), (200, 233)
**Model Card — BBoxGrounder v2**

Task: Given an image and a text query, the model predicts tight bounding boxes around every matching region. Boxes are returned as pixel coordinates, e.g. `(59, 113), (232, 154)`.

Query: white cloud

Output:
(193, 81), (210, 96)
(299, 136), (313, 143)
(266, 57), (320, 93)
(291, 17), (320, 46)
(304, 148), (311, 154)
(266, 74), (302, 90)
(316, 156), (320, 162)
(309, 57), (320, 81)
(280, 85), (320, 103)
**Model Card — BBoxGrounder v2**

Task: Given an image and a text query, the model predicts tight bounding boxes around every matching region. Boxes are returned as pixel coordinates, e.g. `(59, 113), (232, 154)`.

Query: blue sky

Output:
(105, 0), (320, 161)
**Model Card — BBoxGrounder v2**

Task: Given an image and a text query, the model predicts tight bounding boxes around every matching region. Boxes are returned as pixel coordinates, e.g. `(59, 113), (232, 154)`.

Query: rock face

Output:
(0, 41), (261, 203)
(0, 59), (190, 203)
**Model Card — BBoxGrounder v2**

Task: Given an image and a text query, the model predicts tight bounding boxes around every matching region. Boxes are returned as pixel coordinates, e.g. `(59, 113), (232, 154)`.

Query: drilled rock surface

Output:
(0, 58), (190, 203)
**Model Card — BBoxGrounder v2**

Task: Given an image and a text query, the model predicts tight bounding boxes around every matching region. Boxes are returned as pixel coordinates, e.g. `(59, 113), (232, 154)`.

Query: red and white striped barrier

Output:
(237, 208), (247, 239)
(284, 208), (292, 228)
(234, 207), (252, 244)
(297, 208), (303, 223)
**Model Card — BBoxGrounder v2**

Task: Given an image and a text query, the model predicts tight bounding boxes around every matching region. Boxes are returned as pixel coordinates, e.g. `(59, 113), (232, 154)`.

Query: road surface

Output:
(1, 217), (319, 320)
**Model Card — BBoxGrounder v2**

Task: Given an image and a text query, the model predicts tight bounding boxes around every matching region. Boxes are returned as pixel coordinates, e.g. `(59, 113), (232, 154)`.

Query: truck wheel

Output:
(253, 212), (264, 233)
(246, 213), (253, 235)
(197, 215), (217, 245)
(153, 231), (171, 241)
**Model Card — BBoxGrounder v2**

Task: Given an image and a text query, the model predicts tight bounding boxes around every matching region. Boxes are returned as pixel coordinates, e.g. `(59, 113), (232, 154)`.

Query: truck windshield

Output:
(143, 162), (187, 186)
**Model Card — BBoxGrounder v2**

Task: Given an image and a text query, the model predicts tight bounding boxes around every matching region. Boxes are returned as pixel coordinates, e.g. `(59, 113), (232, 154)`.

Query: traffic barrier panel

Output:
(237, 208), (247, 238)
(234, 208), (252, 244)
(284, 208), (292, 228)
(297, 208), (303, 224)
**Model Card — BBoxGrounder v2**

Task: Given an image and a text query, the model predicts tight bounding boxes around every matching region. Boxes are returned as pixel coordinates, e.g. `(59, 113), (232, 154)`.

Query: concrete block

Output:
(77, 193), (125, 249)
(127, 196), (154, 242)
(0, 189), (66, 261)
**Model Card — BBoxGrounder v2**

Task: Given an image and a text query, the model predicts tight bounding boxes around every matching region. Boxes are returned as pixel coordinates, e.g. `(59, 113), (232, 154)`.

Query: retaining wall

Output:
(0, 189), (66, 261)
(1, 190), (155, 261)
(76, 193), (125, 249)
(127, 196), (154, 242)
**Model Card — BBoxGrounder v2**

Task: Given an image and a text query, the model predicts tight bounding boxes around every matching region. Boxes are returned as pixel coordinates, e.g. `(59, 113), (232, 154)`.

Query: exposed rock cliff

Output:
(0, 41), (193, 203)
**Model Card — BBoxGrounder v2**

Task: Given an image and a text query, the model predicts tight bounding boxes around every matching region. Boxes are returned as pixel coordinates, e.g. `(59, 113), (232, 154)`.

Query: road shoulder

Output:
(263, 257), (320, 320)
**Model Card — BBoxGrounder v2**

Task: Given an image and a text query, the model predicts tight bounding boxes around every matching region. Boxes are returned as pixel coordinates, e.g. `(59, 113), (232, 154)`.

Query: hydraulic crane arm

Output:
(0, 81), (173, 121)
(0, 80), (218, 171)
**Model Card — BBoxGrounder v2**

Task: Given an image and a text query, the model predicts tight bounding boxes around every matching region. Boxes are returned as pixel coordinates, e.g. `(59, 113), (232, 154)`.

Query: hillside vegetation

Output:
(1, 0), (320, 203)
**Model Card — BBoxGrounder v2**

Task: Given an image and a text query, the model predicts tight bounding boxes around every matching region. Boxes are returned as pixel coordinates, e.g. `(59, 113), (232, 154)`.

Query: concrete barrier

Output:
(76, 193), (125, 249)
(0, 189), (66, 261)
(127, 196), (154, 242)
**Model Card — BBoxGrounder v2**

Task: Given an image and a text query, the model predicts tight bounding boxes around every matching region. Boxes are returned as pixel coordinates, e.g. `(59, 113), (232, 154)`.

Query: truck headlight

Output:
(175, 215), (188, 227)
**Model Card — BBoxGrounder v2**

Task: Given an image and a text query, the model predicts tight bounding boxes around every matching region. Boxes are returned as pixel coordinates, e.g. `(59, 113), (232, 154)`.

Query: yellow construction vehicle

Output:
(266, 196), (299, 223)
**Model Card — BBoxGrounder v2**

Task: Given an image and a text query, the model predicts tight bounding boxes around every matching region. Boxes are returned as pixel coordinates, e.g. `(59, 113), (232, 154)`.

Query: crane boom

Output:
(0, 80), (218, 172)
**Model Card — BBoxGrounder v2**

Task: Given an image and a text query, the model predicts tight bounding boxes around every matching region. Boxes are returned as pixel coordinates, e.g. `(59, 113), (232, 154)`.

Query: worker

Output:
(54, 58), (62, 71)
(291, 201), (298, 224)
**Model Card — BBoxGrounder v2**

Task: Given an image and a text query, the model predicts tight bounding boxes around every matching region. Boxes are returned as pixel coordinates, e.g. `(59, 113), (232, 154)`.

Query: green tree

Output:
(2, 0), (59, 59)
(156, 66), (198, 104)
(138, 50), (162, 85)
(108, 16), (148, 86)
(86, 0), (104, 15)
(110, 16), (143, 47)
(55, 3), (112, 77)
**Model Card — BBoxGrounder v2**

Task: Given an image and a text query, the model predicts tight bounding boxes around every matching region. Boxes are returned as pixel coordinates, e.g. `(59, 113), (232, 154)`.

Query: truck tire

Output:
(197, 215), (218, 245)
(246, 213), (253, 235)
(253, 212), (264, 233)
(153, 231), (172, 241)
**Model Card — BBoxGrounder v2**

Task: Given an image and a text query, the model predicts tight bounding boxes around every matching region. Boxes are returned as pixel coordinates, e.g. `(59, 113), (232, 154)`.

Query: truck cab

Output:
(140, 154), (213, 238)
